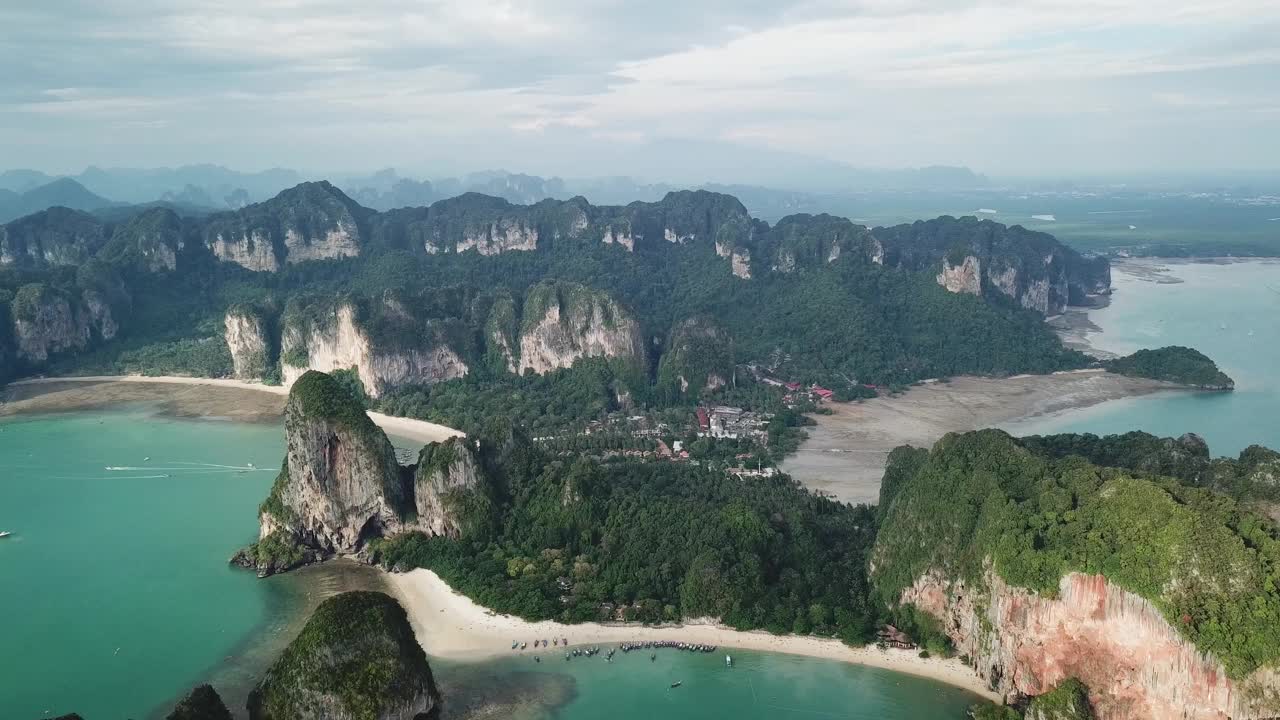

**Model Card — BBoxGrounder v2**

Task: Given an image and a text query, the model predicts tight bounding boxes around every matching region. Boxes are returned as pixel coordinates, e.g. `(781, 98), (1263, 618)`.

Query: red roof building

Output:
(785, 382), (802, 391)
(812, 386), (834, 400)
(695, 407), (710, 430)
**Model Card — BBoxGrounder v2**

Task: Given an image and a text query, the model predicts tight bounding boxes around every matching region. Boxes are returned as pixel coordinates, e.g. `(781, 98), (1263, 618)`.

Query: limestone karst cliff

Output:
(411, 437), (489, 539)
(223, 306), (272, 380)
(517, 281), (646, 375)
(278, 297), (469, 398)
(234, 370), (485, 576)
(937, 253), (983, 295)
(0, 207), (107, 268)
(873, 430), (1280, 720)
(252, 370), (407, 562)
(655, 316), (734, 401)
(101, 207), (186, 273)
(202, 181), (369, 272)
(877, 216), (1110, 315)
(9, 282), (120, 363)
(2, 180), (1119, 391)
(247, 591), (440, 720)
(904, 570), (1278, 720)
(762, 213), (884, 275)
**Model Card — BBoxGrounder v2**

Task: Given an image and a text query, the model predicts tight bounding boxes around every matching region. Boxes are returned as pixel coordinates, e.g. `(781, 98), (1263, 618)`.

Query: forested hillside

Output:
(0, 182), (1099, 409)
(871, 429), (1280, 718)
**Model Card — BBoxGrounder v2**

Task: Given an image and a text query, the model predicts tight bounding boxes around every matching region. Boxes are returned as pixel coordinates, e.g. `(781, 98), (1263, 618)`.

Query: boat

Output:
(725, 655), (732, 667)
(0, 531), (10, 539)
(670, 681), (682, 689)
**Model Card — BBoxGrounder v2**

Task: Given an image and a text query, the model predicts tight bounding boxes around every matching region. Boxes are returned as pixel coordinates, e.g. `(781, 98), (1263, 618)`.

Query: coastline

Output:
(386, 567), (999, 702)
(0, 375), (464, 446)
(780, 370), (1179, 505)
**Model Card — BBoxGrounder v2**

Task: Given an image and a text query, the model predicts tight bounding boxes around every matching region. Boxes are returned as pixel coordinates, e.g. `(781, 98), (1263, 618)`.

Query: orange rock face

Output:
(904, 570), (1280, 720)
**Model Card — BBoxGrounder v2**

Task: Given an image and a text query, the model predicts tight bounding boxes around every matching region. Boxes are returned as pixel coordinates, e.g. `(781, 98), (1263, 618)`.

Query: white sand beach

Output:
(2, 375), (464, 445)
(387, 568), (998, 701)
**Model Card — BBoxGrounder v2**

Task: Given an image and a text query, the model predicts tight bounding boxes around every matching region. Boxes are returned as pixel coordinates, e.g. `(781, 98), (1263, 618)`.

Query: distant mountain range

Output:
(0, 163), (992, 219)
(0, 178), (120, 223)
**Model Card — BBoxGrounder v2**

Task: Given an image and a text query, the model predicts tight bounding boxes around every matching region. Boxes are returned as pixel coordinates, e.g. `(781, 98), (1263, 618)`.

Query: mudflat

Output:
(780, 370), (1178, 505)
(1, 378), (285, 423)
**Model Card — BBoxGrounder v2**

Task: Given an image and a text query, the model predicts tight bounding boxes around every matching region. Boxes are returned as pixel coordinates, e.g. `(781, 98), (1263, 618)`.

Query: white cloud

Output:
(0, 0), (1277, 174)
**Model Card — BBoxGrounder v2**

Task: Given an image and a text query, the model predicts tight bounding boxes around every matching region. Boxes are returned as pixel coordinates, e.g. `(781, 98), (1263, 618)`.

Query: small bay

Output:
(0, 407), (981, 719)
(1008, 260), (1280, 453)
(0, 410), (286, 718)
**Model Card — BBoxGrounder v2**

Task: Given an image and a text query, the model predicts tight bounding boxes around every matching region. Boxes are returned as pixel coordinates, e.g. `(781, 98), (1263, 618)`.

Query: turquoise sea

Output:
(0, 411), (288, 718)
(0, 408), (980, 719)
(1008, 260), (1280, 454)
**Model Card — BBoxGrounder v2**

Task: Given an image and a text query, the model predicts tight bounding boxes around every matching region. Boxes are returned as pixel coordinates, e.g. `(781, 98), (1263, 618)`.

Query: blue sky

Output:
(2, 0), (1277, 178)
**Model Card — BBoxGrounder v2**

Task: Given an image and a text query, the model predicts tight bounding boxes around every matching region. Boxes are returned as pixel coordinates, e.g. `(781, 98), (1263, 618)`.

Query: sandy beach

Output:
(0, 375), (463, 446)
(387, 568), (998, 701)
(780, 370), (1179, 505)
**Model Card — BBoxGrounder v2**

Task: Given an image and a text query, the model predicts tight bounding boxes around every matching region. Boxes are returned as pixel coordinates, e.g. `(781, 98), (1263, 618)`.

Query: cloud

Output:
(0, 0), (1277, 175)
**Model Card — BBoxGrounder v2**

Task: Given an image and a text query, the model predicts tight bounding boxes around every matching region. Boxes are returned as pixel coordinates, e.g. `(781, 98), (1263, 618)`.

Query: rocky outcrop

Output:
(81, 289), (118, 341)
(166, 684), (233, 720)
(10, 284), (90, 362)
(203, 181), (367, 272)
(656, 316), (734, 400)
(235, 371), (481, 576)
(937, 254), (982, 295)
(224, 307), (271, 380)
(517, 281), (645, 375)
(409, 437), (487, 539)
(280, 301), (468, 398)
(731, 248), (752, 279)
(601, 224), (636, 251)
(208, 231), (279, 272)
(247, 591), (440, 720)
(760, 214), (882, 273)
(251, 371), (408, 562)
(456, 218), (538, 255)
(0, 207), (107, 268)
(103, 207), (185, 272)
(903, 570), (1279, 720)
(877, 216), (1110, 314)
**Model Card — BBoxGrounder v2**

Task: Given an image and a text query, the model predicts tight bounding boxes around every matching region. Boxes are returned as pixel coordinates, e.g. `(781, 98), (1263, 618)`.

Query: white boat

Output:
(0, 531), (11, 538)
(725, 655), (732, 667)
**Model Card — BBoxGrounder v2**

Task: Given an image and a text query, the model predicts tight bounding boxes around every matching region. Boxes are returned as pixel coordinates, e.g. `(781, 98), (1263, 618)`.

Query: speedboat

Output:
(0, 531), (11, 538)
(670, 681), (682, 689)
(725, 655), (732, 667)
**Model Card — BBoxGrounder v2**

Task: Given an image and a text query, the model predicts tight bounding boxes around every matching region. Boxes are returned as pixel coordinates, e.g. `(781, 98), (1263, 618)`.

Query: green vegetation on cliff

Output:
(1019, 431), (1280, 504)
(873, 430), (1280, 679)
(289, 369), (380, 435)
(2, 182), (1112, 408)
(1105, 346), (1234, 388)
(371, 428), (880, 639)
(1026, 678), (1095, 719)
(970, 678), (1095, 720)
(247, 591), (438, 720)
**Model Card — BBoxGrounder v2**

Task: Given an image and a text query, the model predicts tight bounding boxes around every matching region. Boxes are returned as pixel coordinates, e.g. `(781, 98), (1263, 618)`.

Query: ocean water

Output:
(0, 411), (287, 718)
(1008, 260), (1280, 455)
(440, 648), (981, 720)
(0, 409), (981, 719)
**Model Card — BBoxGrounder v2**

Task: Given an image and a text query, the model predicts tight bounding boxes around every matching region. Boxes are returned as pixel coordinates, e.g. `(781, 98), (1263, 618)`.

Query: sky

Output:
(2, 0), (1279, 180)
